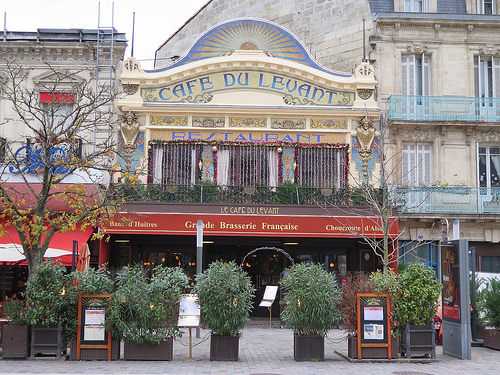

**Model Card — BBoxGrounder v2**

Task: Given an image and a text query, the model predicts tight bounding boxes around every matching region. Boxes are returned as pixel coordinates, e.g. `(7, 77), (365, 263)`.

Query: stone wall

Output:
(155, 0), (373, 72)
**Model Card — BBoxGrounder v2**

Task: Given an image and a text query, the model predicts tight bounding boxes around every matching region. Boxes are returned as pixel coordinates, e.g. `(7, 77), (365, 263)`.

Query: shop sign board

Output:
(104, 212), (400, 239)
(356, 292), (392, 360)
(178, 294), (200, 328)
(141, 70), (355, 107)
(75, 293), (113, 361)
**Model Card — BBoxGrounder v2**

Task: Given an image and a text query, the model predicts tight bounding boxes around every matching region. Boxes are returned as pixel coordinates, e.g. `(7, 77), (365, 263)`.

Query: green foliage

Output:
(280, 263), (342, 336)
(480, 279), (500, 328)
(371, 265), (441, 327)
(3, 299), (28, 325)
(109, 265), (188, 344)
(398, 264), (441, 326)
(24, 261), (74, 336)
(194, 261), (255, 336)
(73, 267), (114, 294)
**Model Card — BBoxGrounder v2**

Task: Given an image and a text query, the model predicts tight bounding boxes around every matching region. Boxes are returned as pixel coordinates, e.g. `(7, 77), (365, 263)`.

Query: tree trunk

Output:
(26, 247), (43, 283)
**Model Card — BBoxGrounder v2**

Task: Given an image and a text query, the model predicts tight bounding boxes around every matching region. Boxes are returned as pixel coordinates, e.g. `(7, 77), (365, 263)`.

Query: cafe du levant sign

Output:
(141, 70), (355, 107)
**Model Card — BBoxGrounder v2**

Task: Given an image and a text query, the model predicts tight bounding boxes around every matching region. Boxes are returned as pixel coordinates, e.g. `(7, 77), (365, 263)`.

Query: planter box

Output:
(30, 326), (65, 358)
(124, 338), (173, 361)
(69, 338), (120, 361)
(347, 334), (399, 359)
(401, 323), (435, 358)
(210, 335), (239, 361)
(483, 328), (500, 351)
(2, 324), (29, 359)
(294, 334), (324, 361)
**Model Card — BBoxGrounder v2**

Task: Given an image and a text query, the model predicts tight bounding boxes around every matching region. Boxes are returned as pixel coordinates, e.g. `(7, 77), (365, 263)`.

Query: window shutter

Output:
(423, 54), (431, 96)
(401, 55), (408, 95)
(402, 144), (414, 186)
(493, 57), (500, 98)
(409, 55), (416, 96)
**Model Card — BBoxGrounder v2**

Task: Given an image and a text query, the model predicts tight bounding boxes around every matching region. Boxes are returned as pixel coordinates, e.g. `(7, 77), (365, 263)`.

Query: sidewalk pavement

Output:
(1, 327), (499, 375)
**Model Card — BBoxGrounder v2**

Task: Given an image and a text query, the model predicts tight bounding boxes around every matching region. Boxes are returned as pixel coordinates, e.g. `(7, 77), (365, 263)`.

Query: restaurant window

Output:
(479, 255), (500, 273)
(149, 142), (348, 189)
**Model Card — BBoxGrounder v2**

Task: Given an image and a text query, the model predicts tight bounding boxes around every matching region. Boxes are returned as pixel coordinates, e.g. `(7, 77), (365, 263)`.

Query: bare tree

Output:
(0, 60), (123, 280)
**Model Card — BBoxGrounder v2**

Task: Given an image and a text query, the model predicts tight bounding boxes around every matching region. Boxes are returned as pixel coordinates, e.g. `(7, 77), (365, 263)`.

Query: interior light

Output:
(203, 240), (215, 244)
(114, 239), (130, 243)
(283, 242), (299, 246)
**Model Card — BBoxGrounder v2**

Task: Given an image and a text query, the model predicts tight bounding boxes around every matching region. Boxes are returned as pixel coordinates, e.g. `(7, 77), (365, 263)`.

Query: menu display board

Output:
(178, 294), (200, 327)
(83, 307), (106, 342)
(442, 244), (461, 322)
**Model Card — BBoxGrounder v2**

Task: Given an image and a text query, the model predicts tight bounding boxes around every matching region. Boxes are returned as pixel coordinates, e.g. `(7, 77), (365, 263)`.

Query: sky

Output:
(1, 0), (209, 68)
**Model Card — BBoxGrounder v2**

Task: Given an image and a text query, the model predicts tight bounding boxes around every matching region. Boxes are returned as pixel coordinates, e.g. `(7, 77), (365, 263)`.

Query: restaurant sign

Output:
(141, 70), (355, 106)
(104, 213), (399, 239)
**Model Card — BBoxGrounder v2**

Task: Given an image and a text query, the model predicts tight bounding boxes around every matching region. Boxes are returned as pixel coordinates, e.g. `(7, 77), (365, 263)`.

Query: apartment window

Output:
(404, 0), (427, 12)
(402, 54), (431, 97)
(402, 143), (432, 186)
(39, 91), (75, 130)
(475, 56), (500, 100)
(479, 146), (500, 190)
(477, 0), (496, 15)
(480, 255), (500, 272)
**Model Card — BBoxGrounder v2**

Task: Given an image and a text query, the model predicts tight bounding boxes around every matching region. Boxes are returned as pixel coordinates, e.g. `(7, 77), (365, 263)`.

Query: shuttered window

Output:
(402, 143), (432, 186)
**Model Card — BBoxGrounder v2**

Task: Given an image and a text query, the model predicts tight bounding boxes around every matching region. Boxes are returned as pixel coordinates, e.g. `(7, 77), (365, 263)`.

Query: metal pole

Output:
(72, 240), (78, 272)
(195, 220), (203, 338)
(131, 11), (136, 57)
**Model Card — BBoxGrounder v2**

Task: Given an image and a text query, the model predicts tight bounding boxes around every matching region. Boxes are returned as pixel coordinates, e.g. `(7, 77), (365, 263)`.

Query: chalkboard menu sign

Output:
(356, 292), (392, 360)
(75, 294), (112, 361)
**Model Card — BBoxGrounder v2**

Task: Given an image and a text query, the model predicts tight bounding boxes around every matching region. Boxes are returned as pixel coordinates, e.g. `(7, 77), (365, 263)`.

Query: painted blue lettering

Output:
(172, 132), (185, 141)
(206, 132), (217, 141)
(223, 133), (231, 141)
(285, 79), (298, 93)
(186, 80), (197, 95)
(224, 73), (236, 87)
(281, 134), (294, 143)
(188, 132), (201, 141)
(314, 134), (324, 143)
(312, 87), (325, 102)
(271, 75), (285, 90)
(258, 73), (270, 88)
(237, 72), (249, 86)
(327, 91), (336, 105)
(265, 133), (278, 142)
(159, 87), (171, 100)
(199, 76), (213, 91)
(234, 133), (247, 142)
(296, 133), (311, 143)
(298, 84), (311, 98)
(172, 84), (186, 98)
(248, 133), (264, 142)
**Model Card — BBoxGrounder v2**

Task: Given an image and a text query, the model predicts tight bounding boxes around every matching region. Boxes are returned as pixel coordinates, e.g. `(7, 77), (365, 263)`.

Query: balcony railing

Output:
(394, 186), (500, 215)
(115, 184), (373, 207)
(388, 96), (500, 122)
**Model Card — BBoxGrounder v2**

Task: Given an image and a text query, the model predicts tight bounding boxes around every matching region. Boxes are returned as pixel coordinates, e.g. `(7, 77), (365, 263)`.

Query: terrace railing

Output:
(388, 96), (500, 123)
(393, 186), (500, 215)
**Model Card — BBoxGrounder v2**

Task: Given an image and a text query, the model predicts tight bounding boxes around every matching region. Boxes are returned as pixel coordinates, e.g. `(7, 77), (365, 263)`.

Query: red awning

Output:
(0, 224), (93, 269)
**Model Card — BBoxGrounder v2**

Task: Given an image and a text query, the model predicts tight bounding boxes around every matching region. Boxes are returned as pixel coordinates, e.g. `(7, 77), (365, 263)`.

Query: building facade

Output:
(113, 18), (398, 313)
(152, 0), (500, 274)
(0, 28), (127, 300)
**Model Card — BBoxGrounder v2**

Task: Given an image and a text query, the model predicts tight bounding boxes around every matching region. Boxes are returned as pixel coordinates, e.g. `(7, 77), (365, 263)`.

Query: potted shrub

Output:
(194, 261), (254, 361)
(109, 265), (188, 361)
(397, 264), (441, 358)
(480, 279), (500, 350)
(280, 263), (341, 361)
(68, 267), (120, 360)
(2, 298), (30, 359)
(24, 261), (73, 358)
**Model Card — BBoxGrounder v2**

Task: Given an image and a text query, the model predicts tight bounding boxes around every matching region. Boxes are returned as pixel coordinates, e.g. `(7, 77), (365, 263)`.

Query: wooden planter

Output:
(401, 323), (435, 358)
(483, 328), (500, 351)
(69, 338), (121, 360)
(294, 334), (324, 361)
(30, 326), (65, 358)
(210, 335), (239, 361)
(347, 333), (399, 359)
(2, 324), (30, 359)
(123, 338), (173, 361)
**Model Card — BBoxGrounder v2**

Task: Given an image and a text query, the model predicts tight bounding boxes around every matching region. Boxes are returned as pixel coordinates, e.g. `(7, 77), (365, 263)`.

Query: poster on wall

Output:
(83, 307), (106, 342)
(363, 323), (385, 340)
(442, 244), (461, 322)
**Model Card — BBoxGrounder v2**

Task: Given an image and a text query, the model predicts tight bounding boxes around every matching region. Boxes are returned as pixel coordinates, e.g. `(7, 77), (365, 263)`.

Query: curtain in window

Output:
(217, 149), (230, 186)
(281, 147), (295, 183)
(296, 147), (347, 188)
(152, 144), (163, 184)
(402, 143), (432, 186)
(221, 144), (270, 187)
(268, 150), (278, 188)
(150, 143), (201, 186)
(200, 145), (215, 183)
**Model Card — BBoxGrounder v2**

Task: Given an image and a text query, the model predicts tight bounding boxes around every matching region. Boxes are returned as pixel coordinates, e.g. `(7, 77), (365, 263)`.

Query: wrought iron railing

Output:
(393, 186), (500, 214)
(388, 95), (500, 122)
(115, 183), (373, 207)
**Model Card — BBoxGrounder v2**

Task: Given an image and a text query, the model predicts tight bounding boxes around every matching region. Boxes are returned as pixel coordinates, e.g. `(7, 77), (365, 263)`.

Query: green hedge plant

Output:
(480, 279), (500, 328)
(194, 261), (255, 337)
(109, 265), (188, 344)
(280, 263), (342, 336)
